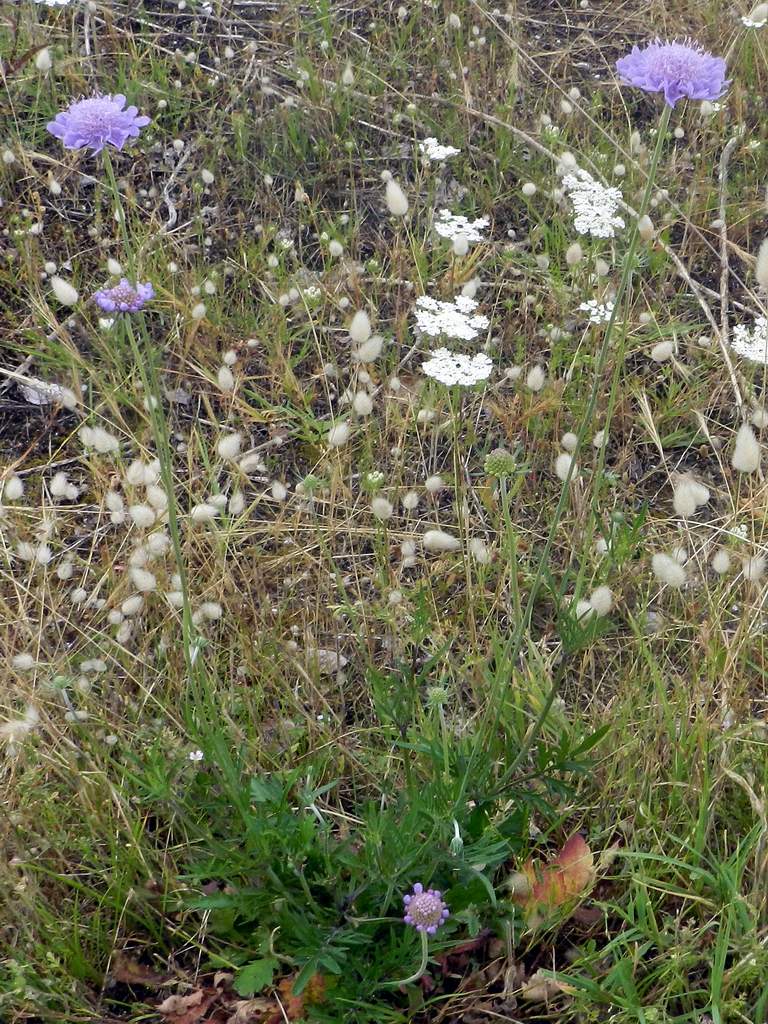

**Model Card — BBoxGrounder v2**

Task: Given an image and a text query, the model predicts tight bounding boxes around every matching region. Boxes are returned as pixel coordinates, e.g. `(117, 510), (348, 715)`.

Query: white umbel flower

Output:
(732, 317), (768, 364)
(579, 299), (614, 324)
(421, 349), (492, 386)
(419, 137), (460, 161)
(434, 209), (489, 243)
(562, 171), (625, 238)
(413, 295), (489, 341)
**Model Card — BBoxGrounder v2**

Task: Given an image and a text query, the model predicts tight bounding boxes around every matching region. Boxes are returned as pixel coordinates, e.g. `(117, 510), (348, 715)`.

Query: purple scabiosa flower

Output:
(616, 39), (729, 108)
(92, 278), (154, 313)
(403, 883), (449, 935)
(47, 95), (150, 154)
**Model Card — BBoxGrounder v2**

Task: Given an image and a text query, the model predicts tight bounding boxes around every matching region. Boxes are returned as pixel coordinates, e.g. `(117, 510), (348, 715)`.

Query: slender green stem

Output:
(384, 929), (430, 988)
(478, 104), (673, 788)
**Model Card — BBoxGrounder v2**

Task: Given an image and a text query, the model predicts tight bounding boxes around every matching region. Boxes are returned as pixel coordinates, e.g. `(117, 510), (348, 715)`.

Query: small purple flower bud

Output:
(92, 279), (154, 314)
(403, 883), (449, 934)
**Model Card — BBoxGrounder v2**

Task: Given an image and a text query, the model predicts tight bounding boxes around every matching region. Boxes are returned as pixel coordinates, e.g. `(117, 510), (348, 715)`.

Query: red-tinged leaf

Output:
(110, 952), (173, 987)
(512, 834), (594, 923)
(157, 988), (219, 1024)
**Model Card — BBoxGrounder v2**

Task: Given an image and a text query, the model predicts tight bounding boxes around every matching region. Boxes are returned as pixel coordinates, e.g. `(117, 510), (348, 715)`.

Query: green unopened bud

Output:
(484, 447), (516, 478)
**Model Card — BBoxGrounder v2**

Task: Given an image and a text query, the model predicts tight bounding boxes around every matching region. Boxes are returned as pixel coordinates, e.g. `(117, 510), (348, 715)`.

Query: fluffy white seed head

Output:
(589, 585), (613, 616)
(371, 497), (394, 520)
(130, 567), (157, 592)
(120, 594), (143, 616)
(327, 421), (351, 447)
(385, 179), (409, 217)
(3, 475), (24, 501)
(526, 365), (546, 392)
(353, 335), (384, 362)
(51, 276), (79, 306)
(555, 452), (578, 482)
(423, 529), (461, 553)
(756, 239), (768, 292)
(35, 47), (52, 72)
(652, 552), (687, 588)
(217, 432), (242, 460)
(637, 214), (655, 242)
(353, 391), (373, 416)
(561, 432), (578, 452)
(732, 423), (761, 474)
(402, 490), (419, 510)
(425, 475), (444, 494)
(469, 537), (490, 564)
(742, 554), (766, 581)
(711, 548), (731, 574)
(349, 310), (372, 345)
(565, 242), (583, 267)
(672, 476), (710, 518)
(452, 234), (469, 257)
(190, 502), (220, 523)
(217, 365), (235, 391)
(650, 341), (674, 362)
(129, 504), (156, 528)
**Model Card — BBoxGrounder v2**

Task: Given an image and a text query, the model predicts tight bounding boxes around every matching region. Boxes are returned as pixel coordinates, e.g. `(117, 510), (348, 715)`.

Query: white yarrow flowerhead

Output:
(579, 299), (615, 325)
(562, 170), (625, 238)
(731, 422), (761, 473)
(385, 179), (409, 217)
(652, 552), (687, 588)
(421, 349), (493, 386)
(413, 295), (489, 341)
(434, 209), (489, 243)
(419, 137), (461, 161)
(732, 317), (768, 364)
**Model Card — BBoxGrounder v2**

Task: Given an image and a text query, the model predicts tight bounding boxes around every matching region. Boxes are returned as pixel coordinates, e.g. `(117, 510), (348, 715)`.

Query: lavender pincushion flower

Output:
(47, 95), (150, 154)
(403, 883), (449, 935)
(92, 279), (154, 313)
(616, 39), (729, 108)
